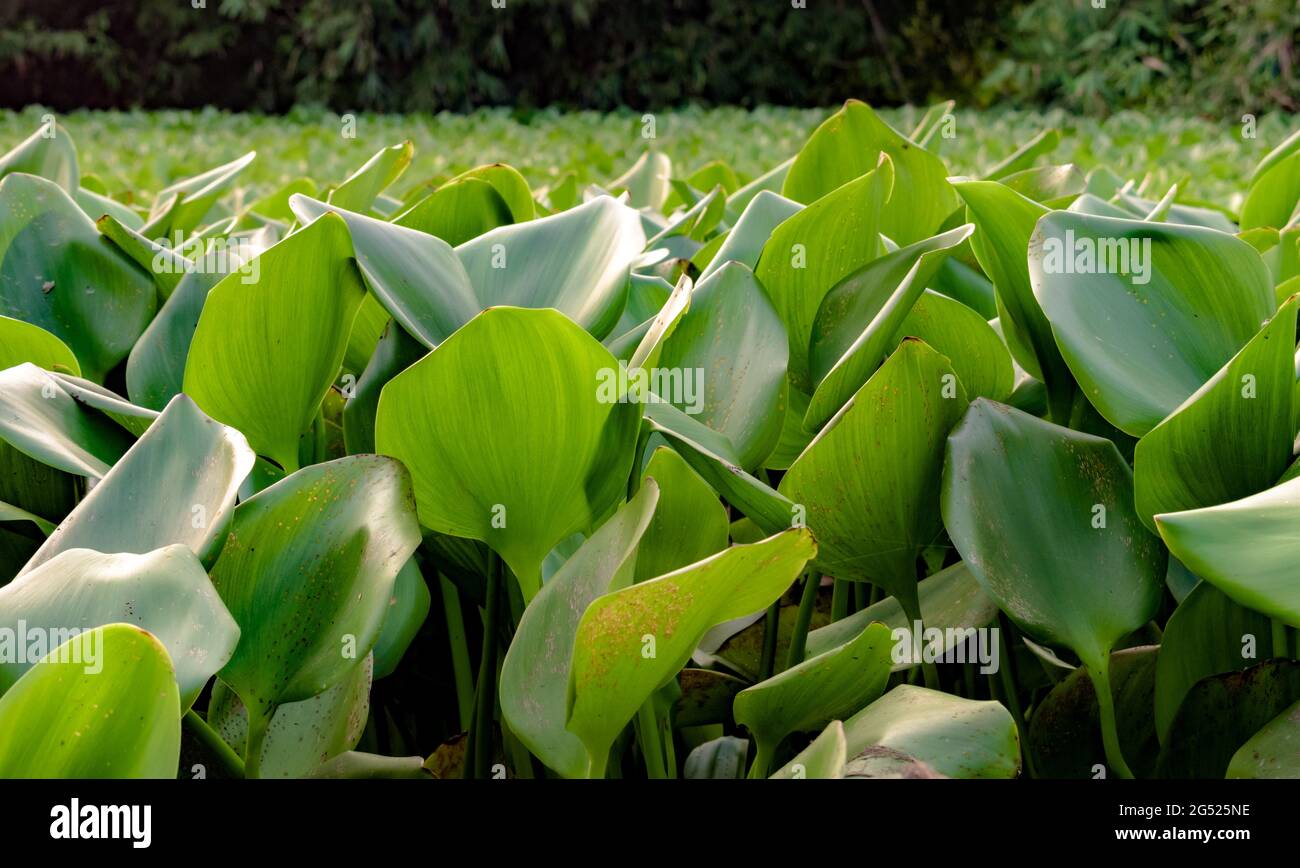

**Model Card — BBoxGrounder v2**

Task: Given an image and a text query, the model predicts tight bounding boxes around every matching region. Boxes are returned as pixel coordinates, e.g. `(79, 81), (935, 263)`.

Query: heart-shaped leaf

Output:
(698, 190), (801, 282)
(375, 306), (641, 600)
(770, 720), (847, 779)
(184, 212), (366, 472)
(392, 177), (513, 245)
(0, 315), (79, 375)
(635, 447), (727, 582)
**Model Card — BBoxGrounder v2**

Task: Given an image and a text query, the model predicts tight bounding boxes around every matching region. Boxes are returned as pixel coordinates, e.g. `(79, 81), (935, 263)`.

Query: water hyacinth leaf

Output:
(457, 196), (644, 339)
(635, 448), (727, 583)
(21, 394), (253, 574)
(184, 212), (366, 472)
(683, 735), (749, 779)
(0, 315), (80, 375)
(655, 262), (787, 468)
(985, 128), (1061, 180)
(1241, 130), (1300, 231)
(609, 151), (672, 212)
(627, 273), (692, 372)
(1155, 476), (1300, 625)
(1028, 211), (1275, 436)
(449, 163), (535, 222)
(327, 141), (413, 214)
(142, 151), (256, 240)
(805, 224), (974, 429)
(0, 546), (239, 709)
(1226, 698), (1300, 778)
(342, 320), (427, 455)
(0, 624), (180, 778)
(125, 267), (224, 410)
(290, 194), (480, 350)
(208, 656), (372, 778)
(770, 720), (847, 779)
(371, 558), (431, 680)
(568, 528), (816, 776)
(500, 481), (659, 778)
(209, 455), (421, 759)
(805, 560), (997, 660)
(757, 157), (892, 392)
(673, 668), (746, 727)
(392, 177), (514, 245)
(893, 289), (1014, 403)
(735, 621), (893, 774)
(1134, 295), (1297, 529)
(1154, 581), (1273, 743)
(0, 363), (135, 478)
(699, 190), (802, 282)
(96, 212), (189, 298)
(376, 307), (641, 601)
(997, 164), (1085, 208)
(1028, 645), (1160, 779)
(52, 372), (157, 438)
(950, 179), (1072, 418)
(0, 499), (54, 536)
(0, 173), (155, 382)
(246, 178), (316, 224)
(780, 339), (968, 616)
(783, 100), (956, 245)
(942, 400), (1165, 671)
(643, 400), (798, 535)
(0, 119), (78, 192)
(309, 752), (430, 780)
(842, 685), (1020, 779)
(1156, 660), (1300, 778)
(844, 747), (947, 779)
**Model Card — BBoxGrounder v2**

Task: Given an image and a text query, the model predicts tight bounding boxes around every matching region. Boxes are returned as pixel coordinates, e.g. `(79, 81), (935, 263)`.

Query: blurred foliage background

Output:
(1, 0), (1295, 116)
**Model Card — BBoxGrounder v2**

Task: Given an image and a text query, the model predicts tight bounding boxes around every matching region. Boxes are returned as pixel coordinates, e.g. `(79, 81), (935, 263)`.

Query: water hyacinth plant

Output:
(0, 102), (1299, 781)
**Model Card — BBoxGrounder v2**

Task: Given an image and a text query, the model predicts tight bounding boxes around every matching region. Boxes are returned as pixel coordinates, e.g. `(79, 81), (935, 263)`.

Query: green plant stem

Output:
(758, 600), (780, 681)
(830, 578), (849, 621)
(183, 710), (245, 779)
(1271, 618), (1289, 658)
(635, 702), (668, 779)
(466, 554), (503, 779)
(1087, 655), (1135, 779)
(746, 740), (774, 779)
(996, 613), (1037, 778)
(243, 708), (271, 780)
(898, 588), (940, 690)
(439, 574), (475, 732)
(784, 573), (819, 670)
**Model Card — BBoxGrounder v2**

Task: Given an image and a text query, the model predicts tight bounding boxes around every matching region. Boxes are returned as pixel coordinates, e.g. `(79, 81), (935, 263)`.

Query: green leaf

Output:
(393, 177), (514, 245)
(1156, 660), (1300, 778)
(655, 262), (787, 468)
(951, 179), (1073, 420)
(184, 212), (366, 472)
(0, 546), (238, 709)
(372, 558), (430, 680)
(770, 720), (847, 779)
(783, 100), (956, 245)
(1029, 211), (1275, 436)
(986, 128), (1060, 180)
(142, 151), (256, 240)
(327, 142), (412, 214)
(893, 289), (1014, 404)
(0, 363), (135, 478)
(448, 163), (535, 222)
(500, 480), (659, 778)
(735, 621), (893, 770)
(342, 320), (427, 455)
(289, 194), (480, 350)
(124, 267), (223, 410)
(805, 224), (974, 429)
(757, 157), (892, 392)
(609, 152), (672, 212)
(698, 190), (801, 282)
(208, 656), (372, 778)
(21, 394), (253, 575)
(209, 456), (421, 731)
(683, 735), (749, 779)
(635, 448), (727, 583)
(376, 307), (641, 601)
(567, 528), (816, 776)
(1227, 697), (1300, 778)
(1241, 130), (1300, 230)
(841, 685), (1020, 779)
(0, 315), (80, 375)
(942, 400), (1165, 672)
(1156, 476), (1300, 625)
(1154, 581), (1273, 743)
(1134, 295), (1297, 529)
(0, 119), (78, 192)
(456, 195), (644, 339)
(0, 624), (180, 778)
(0, 173), (156, 382)
(780, 339), (968, 616)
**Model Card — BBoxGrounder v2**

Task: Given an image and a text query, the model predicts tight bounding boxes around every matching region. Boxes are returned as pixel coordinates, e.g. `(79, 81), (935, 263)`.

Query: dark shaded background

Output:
(0, 0), (1295, 115)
